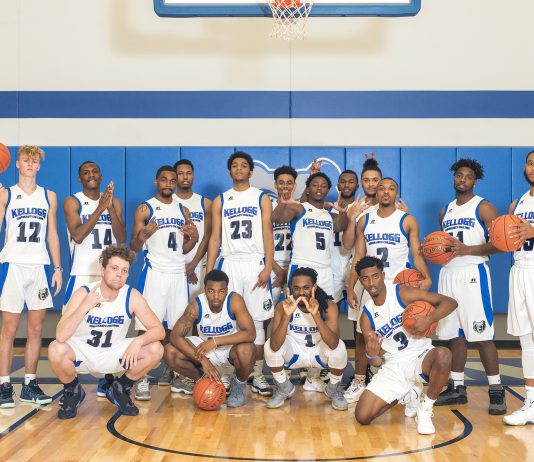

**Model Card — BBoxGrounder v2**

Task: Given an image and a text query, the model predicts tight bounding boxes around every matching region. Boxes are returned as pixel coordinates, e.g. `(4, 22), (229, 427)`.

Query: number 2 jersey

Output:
(513, 191), (534, 264)
(272, 199), (292, 268)
(69, 191), (118, 276)
(0, 185), (50, 265)
(362, 283), (431, 361)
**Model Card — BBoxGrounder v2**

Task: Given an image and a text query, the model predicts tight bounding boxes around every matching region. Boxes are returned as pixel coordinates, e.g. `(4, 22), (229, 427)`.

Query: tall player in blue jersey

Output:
(435, 158), (506, 414)
(207, 152), (274, 397)
(355, 256), (457, 435)
(0, 146), (62, 409)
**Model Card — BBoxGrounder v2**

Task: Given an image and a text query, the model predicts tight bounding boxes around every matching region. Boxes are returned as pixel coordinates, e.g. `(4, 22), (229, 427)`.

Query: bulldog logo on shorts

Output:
(263, 299), (273, 311)
(473, 320), (486, 333)
(38, 288), (49, 300)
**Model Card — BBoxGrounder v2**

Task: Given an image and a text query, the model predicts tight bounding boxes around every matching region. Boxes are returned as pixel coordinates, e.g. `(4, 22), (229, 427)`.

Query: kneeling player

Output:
(264, 267), (348, 410)
(48, 245), (165, 419)
(164, 270), (256, 408)
(354, 256), (457, 434)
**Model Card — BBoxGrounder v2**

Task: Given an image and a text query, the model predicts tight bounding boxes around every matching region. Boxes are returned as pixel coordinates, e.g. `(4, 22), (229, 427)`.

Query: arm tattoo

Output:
(175, 303), (198, 337)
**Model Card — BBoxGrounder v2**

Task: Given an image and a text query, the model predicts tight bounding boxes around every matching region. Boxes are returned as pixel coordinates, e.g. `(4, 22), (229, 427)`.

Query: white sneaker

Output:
(303, 376), (326, 393)
(416, 402), (435, 435)
(221, 374), (232, 396)
(251, 375), (273, 396)
(344, 379), (365, 404)
(503, 399), (534, 426)
(135, 376), (151, 401)
(402, 384), (422, 418)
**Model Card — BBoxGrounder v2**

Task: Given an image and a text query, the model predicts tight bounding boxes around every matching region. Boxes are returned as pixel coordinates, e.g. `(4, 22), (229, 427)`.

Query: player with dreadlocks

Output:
(264, 267), (348, 410)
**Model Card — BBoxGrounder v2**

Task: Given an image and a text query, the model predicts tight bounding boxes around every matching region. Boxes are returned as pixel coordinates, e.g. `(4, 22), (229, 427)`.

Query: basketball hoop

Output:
(268, 0), (314, 41)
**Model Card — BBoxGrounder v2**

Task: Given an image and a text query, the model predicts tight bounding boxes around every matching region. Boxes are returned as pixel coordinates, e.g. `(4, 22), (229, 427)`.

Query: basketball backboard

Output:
(154, 0), (421, 17)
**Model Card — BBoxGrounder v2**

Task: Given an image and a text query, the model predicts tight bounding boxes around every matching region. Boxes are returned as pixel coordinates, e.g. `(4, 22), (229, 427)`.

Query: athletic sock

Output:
(450, 371), (464, 387)
(24, 374), (36, 385)
(422, 394), (436, 409)
(329, 374), (341, 385)
(118, 374), (135, 389)
(0, 376), (10, 384)
(63, 377), (79, 391)
(487, 375), (501, 386)
(526, 385), (534, 401)
(272, 370), (287, 384)
(354, 374), (365, 384)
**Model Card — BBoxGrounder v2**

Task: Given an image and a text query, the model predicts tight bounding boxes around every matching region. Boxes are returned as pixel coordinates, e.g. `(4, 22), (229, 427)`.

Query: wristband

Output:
(365, 353), (377, 360)
(53, 266), (63, 272)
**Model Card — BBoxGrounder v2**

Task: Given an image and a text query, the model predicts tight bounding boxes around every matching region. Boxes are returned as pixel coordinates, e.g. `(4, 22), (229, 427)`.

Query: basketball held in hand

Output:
(402, 301), (438, 337)
(394, 268), (424, 287)
(193, 377), (226, 411)
(421, 231), (455, 265)
(489, 214), (524, 252)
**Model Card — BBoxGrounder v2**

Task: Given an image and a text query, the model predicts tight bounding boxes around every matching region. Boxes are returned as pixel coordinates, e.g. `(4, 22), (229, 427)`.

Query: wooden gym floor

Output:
(0, 348), (530, 462)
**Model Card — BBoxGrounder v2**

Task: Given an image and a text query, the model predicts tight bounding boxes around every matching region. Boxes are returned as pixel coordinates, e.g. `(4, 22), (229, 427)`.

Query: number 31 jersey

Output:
(69, 192), (117, 276)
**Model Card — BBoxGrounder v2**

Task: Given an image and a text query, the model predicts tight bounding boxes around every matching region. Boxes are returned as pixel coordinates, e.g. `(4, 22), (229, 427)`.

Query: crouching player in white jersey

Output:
(48, 245), (164, 419)
(504, 150), (534, 425)
(355, 256), (457, 435)
(264, 267), (349, 410)
(0, 146), (62, 408)
(163, 270), (256, 408)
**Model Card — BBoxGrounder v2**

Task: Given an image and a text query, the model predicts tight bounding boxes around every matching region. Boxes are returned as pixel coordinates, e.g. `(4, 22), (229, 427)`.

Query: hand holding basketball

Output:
(489, 214), (526, 251)
(421, 231), (457, 265)
(508, 220), (534, 248)
(402, 301), (438, 338)
(200, 360), (221, 384)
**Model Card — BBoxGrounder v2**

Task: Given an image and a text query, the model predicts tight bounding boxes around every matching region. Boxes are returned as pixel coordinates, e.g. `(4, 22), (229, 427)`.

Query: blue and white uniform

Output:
(64, 192), (118, 308)
(0, 185), (53, 312)
(437, 195), (494, 342)
(67, 281), (135, 375)
(175, 192), (208, 300)
(136, 197), (188, 330)
(271, 199), (292, 304)
(508, 192), (534, 337)
(363, 283), (433, 404)
(187, 291), (238, 366)
(218, 187), (273, 331)
(288, 202), (335, 296)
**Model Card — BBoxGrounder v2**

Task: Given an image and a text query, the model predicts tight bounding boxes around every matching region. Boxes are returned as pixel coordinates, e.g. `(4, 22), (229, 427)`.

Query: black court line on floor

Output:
(107, 409), (472, 461)
(504, 385), (525, 403)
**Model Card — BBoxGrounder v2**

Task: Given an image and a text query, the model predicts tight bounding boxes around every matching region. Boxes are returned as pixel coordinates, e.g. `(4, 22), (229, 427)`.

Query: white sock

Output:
(0, 376), (10, 384)
(422, 394), (436, 410)
(253, 360), (264, 378)
(234, 376), (247, 385)
(329, 374), (341, 385)
(525, 385), (534, 401)
(487, 375), (501, 386)
(354, 374), (365, 384)
(450, 371), (464, 387)
(272, 370), (287, 384)
(24, 374), (36, 385)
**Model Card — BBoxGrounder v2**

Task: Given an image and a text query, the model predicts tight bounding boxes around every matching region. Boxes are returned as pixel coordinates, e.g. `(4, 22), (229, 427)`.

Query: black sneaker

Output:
(0, 382), (15, 408)
(365, 364), (374, 386)
(435, 379), (468, 406)
(488, 385), (507, 415)
(106, 379), (139, 416)
(320, 368), (330, 383)
(58, 383), (86, 419)
(20, 379), (52, 404)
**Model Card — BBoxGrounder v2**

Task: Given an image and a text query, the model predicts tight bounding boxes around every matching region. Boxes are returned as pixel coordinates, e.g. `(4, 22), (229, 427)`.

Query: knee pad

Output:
(263, 339), (284, 368)
(520, 333), (534, 379)
(254, 320), (265, 346)
(325, 340), (348, 370)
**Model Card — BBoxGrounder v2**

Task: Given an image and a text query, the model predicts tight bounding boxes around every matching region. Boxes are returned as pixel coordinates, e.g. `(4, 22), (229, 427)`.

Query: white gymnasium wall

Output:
(1, 0), (534, 145)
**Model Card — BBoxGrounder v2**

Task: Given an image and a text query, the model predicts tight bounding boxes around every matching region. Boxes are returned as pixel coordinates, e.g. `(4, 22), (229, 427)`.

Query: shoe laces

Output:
(254, 375), (270, 388)
(182, 376), (196, 387)
(28, 380), (45, 394)
(137, 378), (150, 392)
(320, 369), (329, 380)
(346, 379), (363, 393)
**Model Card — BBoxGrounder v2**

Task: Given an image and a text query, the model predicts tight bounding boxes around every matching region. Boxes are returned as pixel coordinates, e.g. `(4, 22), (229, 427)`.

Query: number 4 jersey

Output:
(69, 192), (118, 276)
(0, 185), (50, 265)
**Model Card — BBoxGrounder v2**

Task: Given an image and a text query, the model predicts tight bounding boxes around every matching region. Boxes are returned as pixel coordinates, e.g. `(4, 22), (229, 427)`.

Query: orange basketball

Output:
(394, 268), (424, 287)
(0, 143), (11, 174)
(402, 301), (438, 337)
(421, 231), (455, 265)
(193, 377), (226, 411)
(489, 214), (524, 252)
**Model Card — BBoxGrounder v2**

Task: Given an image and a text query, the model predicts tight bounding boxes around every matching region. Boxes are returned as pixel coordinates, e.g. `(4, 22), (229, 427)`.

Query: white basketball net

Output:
(267, 0), (314, 41)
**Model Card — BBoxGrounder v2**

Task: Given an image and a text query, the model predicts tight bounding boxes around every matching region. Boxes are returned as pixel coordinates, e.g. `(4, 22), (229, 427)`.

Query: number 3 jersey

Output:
(143, 197), (187, 273)
(0, 185), (50, 265)
(362, 284), (431, 361)
(513, 191), (534, 264)
(69, 192), (118, 276)
(220, 187), (265, 261)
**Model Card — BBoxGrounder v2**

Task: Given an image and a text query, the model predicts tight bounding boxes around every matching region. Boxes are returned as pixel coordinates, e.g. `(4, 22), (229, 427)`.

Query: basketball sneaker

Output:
(251, 375), (273, 397)
(266, 380), (295, 409)
(298, 369), (307, 384)
(170, 375), (195, 394)
(365, 364), (375, 386)
(97, 374), (114, 397)
(0, 382), (15, 408)
(20, 379), (52, 404)
(401, 384), (423, 418)
(416, 400), (435, 435)
(303, 376), (326, 393)
(221, 374), (232, 395)
(344, 378), (365, 404)
(324, 382), (348, 411)
(158, 366), (175, 386)
(134, 376), (151, 401)
(227, 377), (247, 408)
(503, 399), (534, 426)
(435, 379), (467, 406)
(106, 379), (139, 416)
(488, 385), (507, 415)
(320, 368), (330, 383)
(58, 383), (86, 420)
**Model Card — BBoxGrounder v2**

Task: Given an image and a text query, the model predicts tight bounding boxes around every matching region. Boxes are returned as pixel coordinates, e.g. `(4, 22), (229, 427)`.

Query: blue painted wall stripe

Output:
(2, 91), (534, 119)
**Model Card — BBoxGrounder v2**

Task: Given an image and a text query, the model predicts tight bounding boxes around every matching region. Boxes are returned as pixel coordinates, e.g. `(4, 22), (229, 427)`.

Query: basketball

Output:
(193, 377), (226, 411)
(421, 231), (455, 265)
(394, 268), (424, 287)
(489, 214), (524, 252)
(402, 301), (438, 337)
(0, 143), (11, 174)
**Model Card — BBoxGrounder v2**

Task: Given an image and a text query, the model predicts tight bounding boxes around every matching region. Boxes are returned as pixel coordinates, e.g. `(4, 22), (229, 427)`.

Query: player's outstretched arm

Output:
(342, 195), (369, 250)
(206, 196), (222, 272)
(272, 187), (302, 224)
(46, 190), (62, 295)
(405, 215), (432, 290)
(130, 203), (157, 252)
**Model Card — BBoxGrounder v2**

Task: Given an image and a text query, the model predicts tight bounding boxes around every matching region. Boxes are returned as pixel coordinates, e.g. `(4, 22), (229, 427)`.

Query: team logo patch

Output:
(263, 299), (273, 311)
(473, 320), (486, 333)
(204, 313), (210, 318)
(374, 311), (380, 318)
(38, 288), (49, 300)
(294, 312), (300, 318)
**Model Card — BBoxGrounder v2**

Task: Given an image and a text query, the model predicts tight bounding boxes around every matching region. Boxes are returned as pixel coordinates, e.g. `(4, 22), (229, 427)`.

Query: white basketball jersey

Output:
(143, 197), (186, 272)
(362, 284), (431, 361)
(287, 305), (322, 347)
(195, 292), (238, 341)
(363, 209), (409, 282)
(441, 195), (488, 268)
(69, 192), (118, 276)
(513, 191), (534, 264)
(220, 187), (265, 261)
(330, 206), (353, 278)
(0, 185), (50, 265)
(272, 199), (292, 267)
(290, 202), (333, 269)
(174, 193), (207, 265)
(72, 281), (132, 349)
